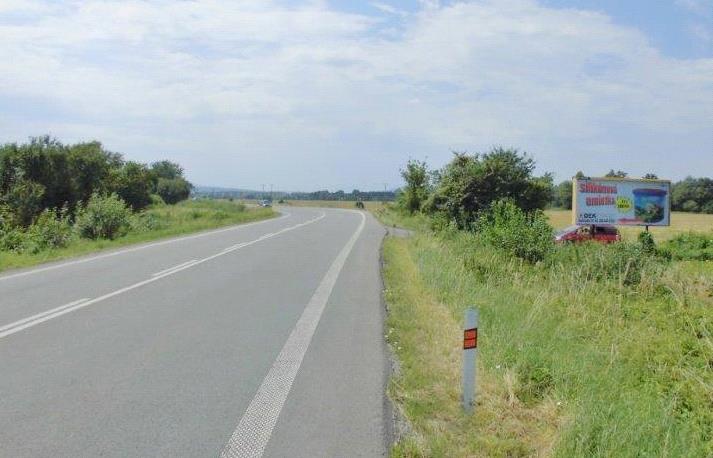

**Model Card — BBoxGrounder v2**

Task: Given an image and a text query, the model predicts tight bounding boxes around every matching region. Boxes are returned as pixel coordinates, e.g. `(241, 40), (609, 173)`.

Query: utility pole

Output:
(270, 184), (273, 201)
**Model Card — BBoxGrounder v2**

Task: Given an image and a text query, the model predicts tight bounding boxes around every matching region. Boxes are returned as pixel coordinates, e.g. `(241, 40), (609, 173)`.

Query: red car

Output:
(555, 225), (621, 244)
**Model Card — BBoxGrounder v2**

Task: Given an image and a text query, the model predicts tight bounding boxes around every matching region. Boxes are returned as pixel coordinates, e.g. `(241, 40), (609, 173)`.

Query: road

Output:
(0, 207), (390, 457)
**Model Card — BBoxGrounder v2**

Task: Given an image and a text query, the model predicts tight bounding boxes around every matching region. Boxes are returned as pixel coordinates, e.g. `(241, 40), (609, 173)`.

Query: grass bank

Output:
(381, 212), (712, 457)
(0, 200), (276, 273)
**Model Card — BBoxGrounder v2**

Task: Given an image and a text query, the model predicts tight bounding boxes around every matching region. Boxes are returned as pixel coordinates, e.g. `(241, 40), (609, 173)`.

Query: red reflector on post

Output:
(463, 328), (478, 349)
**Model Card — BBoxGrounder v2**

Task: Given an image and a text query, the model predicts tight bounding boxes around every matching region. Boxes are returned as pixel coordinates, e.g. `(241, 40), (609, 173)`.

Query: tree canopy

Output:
(424, 148), (553, 228)
(0, 136), (193, 226)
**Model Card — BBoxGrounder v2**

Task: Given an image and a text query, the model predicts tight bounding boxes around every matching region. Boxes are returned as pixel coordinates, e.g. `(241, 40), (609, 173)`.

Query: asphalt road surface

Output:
(0, 207), (390, 457)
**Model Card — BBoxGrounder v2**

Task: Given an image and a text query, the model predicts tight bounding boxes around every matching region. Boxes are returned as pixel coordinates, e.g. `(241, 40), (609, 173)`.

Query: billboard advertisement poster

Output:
(572, 178), (671, 227)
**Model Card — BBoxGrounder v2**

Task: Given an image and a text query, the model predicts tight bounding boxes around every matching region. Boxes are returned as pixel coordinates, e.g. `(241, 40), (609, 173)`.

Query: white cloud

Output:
(371, 2), (406, 16)
(0, 0), (711, 189)
(675, 0), (713, 17)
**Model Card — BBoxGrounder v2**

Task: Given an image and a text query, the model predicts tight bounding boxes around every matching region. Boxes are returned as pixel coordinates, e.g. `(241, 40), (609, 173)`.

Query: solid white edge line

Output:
(0, 298), (90, 334)
(151, 260), (198, 277)
(0, 212), (326, 340)
(0, 211), (292, 282)
(220, 210), (366, 458)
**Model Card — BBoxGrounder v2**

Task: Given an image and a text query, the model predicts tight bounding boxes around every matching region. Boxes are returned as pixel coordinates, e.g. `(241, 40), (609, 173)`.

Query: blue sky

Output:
(0, 0), (711, 190)
(333, 0), (712, 58)
(541, 0), (711, 58)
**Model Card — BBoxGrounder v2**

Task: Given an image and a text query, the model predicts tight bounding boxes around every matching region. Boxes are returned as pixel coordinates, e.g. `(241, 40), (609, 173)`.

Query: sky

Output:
(0, 0), (711, 191)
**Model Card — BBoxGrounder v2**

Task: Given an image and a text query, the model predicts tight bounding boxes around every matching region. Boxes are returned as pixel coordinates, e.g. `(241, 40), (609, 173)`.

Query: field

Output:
(546, 209), (713, 241)
(379, 208), (713, 457)
(0, 200), (276, 273)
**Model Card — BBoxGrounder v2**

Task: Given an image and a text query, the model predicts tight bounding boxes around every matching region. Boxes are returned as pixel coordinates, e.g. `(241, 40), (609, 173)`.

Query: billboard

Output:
(572, 178), (671, 227)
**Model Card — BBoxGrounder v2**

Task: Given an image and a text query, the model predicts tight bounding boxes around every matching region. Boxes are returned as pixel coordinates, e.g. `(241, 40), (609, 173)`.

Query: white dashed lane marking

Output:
(0, 213), (325, 340)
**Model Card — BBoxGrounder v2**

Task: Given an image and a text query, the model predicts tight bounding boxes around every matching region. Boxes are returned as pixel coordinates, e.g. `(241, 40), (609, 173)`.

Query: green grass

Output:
(0, 199), (276, 273)
(380, 209), (713, 457)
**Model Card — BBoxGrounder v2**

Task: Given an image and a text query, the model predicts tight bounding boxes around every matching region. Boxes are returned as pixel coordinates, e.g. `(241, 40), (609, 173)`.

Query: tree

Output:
(0, 136), (194, 230)
(681, 200), (699, 213)
(644, 173), (659, 180)
(156, 178), (193, 205)
(672, 177), (713, 213)
(110, 161), (153, 211)
(0, 136), (74, 214)
(68, 141), (114, 205)
(553, 180), (573, 209)
(425, 148), (552, 228)
(150, 160), (184, 180)
(605, 169), (628, 178)
(150, 160), (192, 204)
(398, 159), (430, 214)
(1, 176), (45, 227)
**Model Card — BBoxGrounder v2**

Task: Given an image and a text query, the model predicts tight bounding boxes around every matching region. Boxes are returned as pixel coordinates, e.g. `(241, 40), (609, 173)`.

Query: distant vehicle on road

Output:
(259, 200), (272, 207)
(555, 225), (621, 244)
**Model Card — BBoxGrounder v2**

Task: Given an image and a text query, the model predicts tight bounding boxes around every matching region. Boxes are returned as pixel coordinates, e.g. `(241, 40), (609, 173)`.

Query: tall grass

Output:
(383, 219), (712, 456)
(0, 200), (276, 273)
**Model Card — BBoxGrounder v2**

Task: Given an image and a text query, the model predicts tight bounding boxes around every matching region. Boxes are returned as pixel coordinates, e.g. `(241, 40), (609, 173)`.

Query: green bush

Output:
(0, 207), (73, 253)
(75, 193), (132, 240)
(129, 212), (164, 233)
(398, 159), (430, 214)
(663, 232), (713, 261)
(476, 199), (554, 263)
(0, 227), (28, 253)
(425, 149), (553, 228)
(149, 194), (166, 207)
(26, 208), (74, 252)
(2, 177), (45, 227)
(155, 177), (192, 204)
(0, 204), (16, 230)
(638, 231), (656, 255)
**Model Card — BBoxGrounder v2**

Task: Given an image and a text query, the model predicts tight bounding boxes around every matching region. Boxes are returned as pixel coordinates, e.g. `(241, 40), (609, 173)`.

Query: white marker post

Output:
(462, 307), (479, 414)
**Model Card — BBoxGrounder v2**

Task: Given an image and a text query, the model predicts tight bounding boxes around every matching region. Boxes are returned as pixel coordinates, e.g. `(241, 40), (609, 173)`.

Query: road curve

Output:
(0, 207), (389, 457)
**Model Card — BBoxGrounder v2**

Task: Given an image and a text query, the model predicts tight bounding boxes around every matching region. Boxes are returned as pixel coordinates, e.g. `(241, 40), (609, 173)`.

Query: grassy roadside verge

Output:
(0, 200), (276, 273)
(380, 212), (712, 456)
(384, 236), (563, 457)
